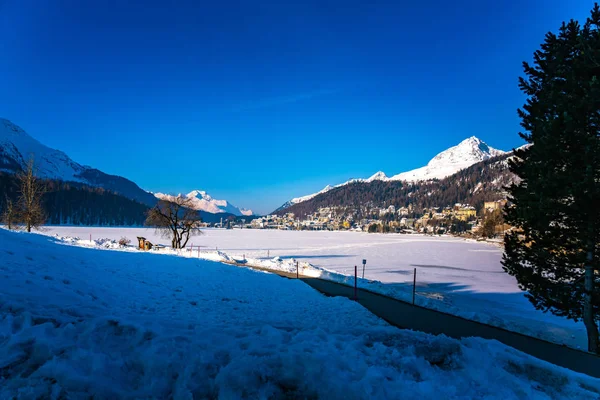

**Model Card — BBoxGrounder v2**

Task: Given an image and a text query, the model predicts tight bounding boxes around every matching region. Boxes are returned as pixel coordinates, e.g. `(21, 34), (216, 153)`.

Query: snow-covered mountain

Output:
(155, 190), (254, 216)
(0, 118), (156, 206)
(0, 119), (255, 214)
(276, 185), (334, 211)
(276, 136), (506, 211)
(389, 136), (506, 182)
(0, 118), (87, 181)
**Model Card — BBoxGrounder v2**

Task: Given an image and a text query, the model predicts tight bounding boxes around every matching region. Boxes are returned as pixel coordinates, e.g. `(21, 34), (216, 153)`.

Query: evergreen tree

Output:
(503, 5), (600, 353)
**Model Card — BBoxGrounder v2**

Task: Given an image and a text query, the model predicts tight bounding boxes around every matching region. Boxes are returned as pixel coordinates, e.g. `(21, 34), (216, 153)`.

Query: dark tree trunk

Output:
(584, 235), (599, 354)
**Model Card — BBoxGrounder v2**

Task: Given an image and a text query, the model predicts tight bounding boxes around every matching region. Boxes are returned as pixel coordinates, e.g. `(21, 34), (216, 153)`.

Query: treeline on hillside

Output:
(278, 154), (513, 218)
(0, 172), (149, 226)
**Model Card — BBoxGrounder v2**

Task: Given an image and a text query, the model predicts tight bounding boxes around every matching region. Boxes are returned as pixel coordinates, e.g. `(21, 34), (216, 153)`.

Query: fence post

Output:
(412, 268), (416, 305)
(354, 265), (358, 301)
(296, 261), (299, 279)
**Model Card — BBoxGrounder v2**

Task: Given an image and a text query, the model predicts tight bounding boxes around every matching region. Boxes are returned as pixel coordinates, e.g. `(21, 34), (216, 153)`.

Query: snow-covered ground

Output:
(39, 227), (588, 352)
(1, 228), (599, 398)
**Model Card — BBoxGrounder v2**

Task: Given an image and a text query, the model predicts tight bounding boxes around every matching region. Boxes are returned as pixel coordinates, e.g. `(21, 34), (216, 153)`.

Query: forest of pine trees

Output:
(0, 172), (150, 226)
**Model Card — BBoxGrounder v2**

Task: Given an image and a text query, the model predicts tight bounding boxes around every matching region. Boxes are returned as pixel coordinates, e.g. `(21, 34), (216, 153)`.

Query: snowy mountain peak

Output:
(367, 171), (388, 182)
(0, 118), (89, 182)
(1, 118), (26, 137)
(187, 190), (211, 200)
(389, 137), (505, 182)
(276, 136), (507, 211)
(426, 136), (504, 168)
(155, 190), (254, 216)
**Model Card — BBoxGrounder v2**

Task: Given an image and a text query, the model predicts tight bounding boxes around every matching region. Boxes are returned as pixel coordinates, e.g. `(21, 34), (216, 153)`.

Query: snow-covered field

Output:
(1, 228), (599, 399)
(39, 226), (588, 351)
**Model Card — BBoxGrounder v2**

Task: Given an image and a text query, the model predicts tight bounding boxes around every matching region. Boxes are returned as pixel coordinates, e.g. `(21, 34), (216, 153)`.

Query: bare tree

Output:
(17, 157), (46, 232)
(145, 196), (202, 249)
(1, 197), (18, 230)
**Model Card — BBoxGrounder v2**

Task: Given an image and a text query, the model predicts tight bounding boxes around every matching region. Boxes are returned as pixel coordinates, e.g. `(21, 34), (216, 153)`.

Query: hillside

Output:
(277, 153), (515, 217)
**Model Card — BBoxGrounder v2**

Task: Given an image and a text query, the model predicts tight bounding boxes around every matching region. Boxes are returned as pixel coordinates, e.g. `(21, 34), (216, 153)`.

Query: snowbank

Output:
(1, 228), (599, 398)
(43, 229), (586, 350)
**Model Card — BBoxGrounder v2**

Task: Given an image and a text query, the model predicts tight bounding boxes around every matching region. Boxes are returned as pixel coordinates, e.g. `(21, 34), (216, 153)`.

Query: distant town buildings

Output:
(484, 199), (508, 211)
(230, 199), (507, 237)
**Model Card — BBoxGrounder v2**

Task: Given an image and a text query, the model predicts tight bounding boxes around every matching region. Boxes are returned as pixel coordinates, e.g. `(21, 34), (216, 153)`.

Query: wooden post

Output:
(412, 268), (416, 305)
(90, 234), (92, 243)
(296, 261), (299, 279)
(354, 265), (358, 301)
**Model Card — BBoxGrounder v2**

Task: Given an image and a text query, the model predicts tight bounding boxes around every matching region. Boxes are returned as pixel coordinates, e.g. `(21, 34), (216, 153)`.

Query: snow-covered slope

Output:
(0, 118), (87, 181)
(277, 136), (505, 211)
(3, 228), (598, 398)
(276, 171), (392, 212)
(0, 118), (157, 205)
(155, 190), (254, 216)
(389, 136), (506, 182)
(276, 185), (334, 211)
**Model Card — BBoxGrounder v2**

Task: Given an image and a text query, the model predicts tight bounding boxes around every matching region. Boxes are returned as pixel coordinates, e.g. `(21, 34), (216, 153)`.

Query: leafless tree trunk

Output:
(145, 195), (202, 249)
(17, 157), (46, 232)
(2, 197), (17, 230)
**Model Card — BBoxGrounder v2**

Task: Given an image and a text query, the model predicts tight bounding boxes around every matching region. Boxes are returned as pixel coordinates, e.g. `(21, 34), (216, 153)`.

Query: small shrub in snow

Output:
(118, 237), (131, 247)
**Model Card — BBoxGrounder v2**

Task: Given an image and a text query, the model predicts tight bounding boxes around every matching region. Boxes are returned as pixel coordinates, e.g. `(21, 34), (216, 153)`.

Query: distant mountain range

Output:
(275, 137), (513, 214)
(277, 152), (518, 218)
(155, 190), (253, 216)
(0, 119), (254, 222)
(1, 117), (518, 225)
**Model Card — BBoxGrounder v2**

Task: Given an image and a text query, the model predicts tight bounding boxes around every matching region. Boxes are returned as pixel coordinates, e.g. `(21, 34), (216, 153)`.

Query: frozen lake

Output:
(40, 226), (587, 349)
(44, 227), (505, 289)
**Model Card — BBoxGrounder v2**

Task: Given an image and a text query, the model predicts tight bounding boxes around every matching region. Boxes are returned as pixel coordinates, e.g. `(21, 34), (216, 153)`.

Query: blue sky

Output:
(0, 0), (593, 214)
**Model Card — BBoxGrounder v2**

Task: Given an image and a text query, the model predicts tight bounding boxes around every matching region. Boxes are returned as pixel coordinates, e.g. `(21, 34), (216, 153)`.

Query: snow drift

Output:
(0, 228), (598, 398)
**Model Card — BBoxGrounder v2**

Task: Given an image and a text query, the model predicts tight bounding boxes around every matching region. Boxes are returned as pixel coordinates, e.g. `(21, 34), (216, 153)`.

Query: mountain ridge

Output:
(0, 119), (254, 215)
(0, 118), (157, 206)
(275, 136), (506, 212)
(276, 152), (517, 218)
(155, 190), (254, 216)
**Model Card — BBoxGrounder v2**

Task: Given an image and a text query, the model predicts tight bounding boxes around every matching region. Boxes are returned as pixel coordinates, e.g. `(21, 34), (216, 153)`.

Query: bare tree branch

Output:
(145, 195), (203, 249)
(16, 156), (46, 232)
